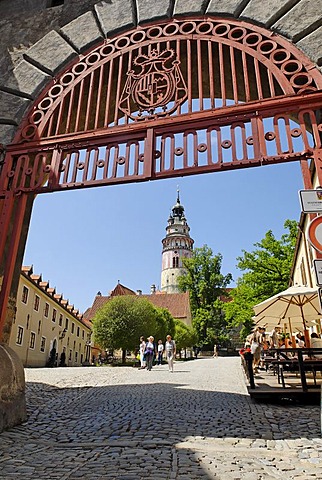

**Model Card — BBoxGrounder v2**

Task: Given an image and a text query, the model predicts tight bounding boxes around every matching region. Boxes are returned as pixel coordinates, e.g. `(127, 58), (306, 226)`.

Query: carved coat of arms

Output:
(119, 49), (187, 120)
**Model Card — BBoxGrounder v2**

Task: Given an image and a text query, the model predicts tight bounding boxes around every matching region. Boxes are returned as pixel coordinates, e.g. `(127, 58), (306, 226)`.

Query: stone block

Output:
(272, 0), (322, 41)
(0, 344), (26, 433)
(174, 0), (205, 16)
(61, 11), (103, 53)
(137, 0), (171, 24)
(2, 59), (50, 99)
(0, 90), (30, 125)
(297, 26), (322, 66)
(95, 0), (135, 37)
(241, 0), (295, 28)
(24, 30), (77, 76)
(0, 124), (18, 147)
(206, 0), (242, 15)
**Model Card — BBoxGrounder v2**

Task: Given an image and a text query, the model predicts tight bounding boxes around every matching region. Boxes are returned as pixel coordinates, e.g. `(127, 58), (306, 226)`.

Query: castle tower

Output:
(161, 190), (194, 293)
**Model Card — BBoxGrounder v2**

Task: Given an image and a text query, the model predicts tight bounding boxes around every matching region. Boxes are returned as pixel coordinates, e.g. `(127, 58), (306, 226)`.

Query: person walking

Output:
(145, 336), (155, 371)
(139, 336), (146, 369)
(157, 339), (164, 365)
(165, 335), (176, 372)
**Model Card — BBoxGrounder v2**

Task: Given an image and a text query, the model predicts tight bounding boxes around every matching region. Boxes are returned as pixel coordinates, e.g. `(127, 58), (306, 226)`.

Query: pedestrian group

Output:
(139, 334), (176, 372)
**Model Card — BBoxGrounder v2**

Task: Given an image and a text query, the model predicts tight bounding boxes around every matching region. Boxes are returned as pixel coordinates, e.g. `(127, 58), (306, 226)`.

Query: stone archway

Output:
(0, 1), (322, 430)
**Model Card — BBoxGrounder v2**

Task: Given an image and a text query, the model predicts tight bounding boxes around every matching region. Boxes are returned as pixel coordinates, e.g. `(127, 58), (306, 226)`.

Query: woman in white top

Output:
(139, 336), (146, 369)
(157, 340), (164, 365)
(165, 335), (176, 372)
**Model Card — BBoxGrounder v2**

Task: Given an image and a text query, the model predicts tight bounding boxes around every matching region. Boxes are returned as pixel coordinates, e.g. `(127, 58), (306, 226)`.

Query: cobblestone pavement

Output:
(0, 357), (321, 479)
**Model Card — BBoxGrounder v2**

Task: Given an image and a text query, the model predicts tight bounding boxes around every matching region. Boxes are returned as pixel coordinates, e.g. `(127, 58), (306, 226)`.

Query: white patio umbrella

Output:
(252, 285), (321, 335)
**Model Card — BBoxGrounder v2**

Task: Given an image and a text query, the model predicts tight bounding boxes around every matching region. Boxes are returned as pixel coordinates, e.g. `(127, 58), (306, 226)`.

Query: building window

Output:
(26, 314), (30, 330)
(44, 303), (49, 317)
(65, 318), (69, 331)
(40, 337), (46, 352)
(172, 256), (179, 268)
(69, 350), (72, 361)
(82, 330), (85, 340)
(59, 314), (63, 326)
(75, 352), (78, 362)
(52, 309), (57, 322)
(16, 327), (24, 345)
(30, 332), (36, 349)
(34, 295), (40, 311)
(71, 322), (75, 334)
(38, 320), (41, 334)
(22, 286), (29, 304)
(80, 354), (83, 364)
(73, 340), (76, 349)
(77, 326), (80, 337)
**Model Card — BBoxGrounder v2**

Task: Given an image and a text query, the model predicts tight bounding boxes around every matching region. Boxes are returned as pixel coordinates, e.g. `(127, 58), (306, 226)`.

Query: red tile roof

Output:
(84, 284), (191, 323)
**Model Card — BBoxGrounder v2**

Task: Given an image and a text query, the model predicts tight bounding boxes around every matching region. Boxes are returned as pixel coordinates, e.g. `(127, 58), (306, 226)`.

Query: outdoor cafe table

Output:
(263, 348), (322, 391)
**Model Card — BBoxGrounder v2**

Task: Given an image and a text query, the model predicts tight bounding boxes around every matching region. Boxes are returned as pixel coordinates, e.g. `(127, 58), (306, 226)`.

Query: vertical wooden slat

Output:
(112, 145), (119, 178)
(218, 42), (226, 106)
(104, 58), (114, 127)
(208, 41), (215, 109)
(65, 89), (75, 134)
(187, 39), (192, 113)
(62, 152), (71, 184)
(197, 39), (203, 111)
(82, 149), (91, 183)
(71, 151), (80, 183)
(267, 69), (276, 98)
(114, 55), (124, 126)
(103, 146), (111, 179)
(94, 65), (104, 130)
(242, 51), (250, 103)
(90, 148), (99, 181)
(54, 99), (65, 136)
(84, 71), (95, 131)
(74, 79), (85, 132)
(230, 46), (238, 104)
(176, 39), (182, 115)
(254, 57), (263, 100)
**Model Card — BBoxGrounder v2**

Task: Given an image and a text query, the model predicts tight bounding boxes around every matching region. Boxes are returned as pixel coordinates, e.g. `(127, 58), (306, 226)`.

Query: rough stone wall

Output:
(0, 0), (322, 146)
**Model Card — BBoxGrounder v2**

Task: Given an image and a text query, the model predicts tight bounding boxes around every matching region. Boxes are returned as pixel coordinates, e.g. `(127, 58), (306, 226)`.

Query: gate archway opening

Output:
(1, 16), (322, 341)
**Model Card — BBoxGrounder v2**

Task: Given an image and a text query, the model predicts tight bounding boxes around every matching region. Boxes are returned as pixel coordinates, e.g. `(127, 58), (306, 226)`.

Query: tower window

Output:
(173, 257), (179, 268)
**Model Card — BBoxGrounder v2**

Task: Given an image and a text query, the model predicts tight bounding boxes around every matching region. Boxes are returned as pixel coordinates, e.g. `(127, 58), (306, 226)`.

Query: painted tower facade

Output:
(161, 191), (194, 293)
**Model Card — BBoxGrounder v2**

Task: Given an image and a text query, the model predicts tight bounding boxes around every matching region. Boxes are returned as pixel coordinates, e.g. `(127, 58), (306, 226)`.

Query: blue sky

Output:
(23, 160), (304, 313)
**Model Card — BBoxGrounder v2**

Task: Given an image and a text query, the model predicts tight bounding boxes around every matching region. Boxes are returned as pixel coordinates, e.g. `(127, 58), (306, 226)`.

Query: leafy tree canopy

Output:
(178, 245), (232, 345)
(92, 295), (158, 352)
(224, 219), (298, 338)
(178, 245), (232, 312)
(174, 319), (197, 351)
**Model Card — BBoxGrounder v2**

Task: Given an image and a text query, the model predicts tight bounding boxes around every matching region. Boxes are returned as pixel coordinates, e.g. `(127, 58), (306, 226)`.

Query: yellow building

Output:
(9, 266), (91, 367)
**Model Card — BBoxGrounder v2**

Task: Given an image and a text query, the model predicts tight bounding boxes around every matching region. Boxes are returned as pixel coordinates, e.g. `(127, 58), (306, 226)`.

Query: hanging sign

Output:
(299, 189), (322, 213)
(313, 260), (322, 286)
(308, 216), (322, 253)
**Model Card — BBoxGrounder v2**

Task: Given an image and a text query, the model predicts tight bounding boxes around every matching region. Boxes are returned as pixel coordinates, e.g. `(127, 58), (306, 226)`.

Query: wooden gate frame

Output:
(1, 17), (322, 340)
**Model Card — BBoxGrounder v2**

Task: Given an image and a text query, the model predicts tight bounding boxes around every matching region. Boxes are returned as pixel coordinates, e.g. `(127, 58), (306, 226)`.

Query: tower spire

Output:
(160, 192), (194, 293)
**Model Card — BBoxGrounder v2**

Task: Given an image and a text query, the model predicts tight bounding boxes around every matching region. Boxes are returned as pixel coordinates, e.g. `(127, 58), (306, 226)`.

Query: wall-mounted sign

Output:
(308, 216), (322, 253)
(313, 260), (322, 286)
(299, 189), (322, 213)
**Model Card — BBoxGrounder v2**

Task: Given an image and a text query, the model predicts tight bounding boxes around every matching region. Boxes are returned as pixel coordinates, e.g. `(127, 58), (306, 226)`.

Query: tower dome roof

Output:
(171, 189), (184, 218)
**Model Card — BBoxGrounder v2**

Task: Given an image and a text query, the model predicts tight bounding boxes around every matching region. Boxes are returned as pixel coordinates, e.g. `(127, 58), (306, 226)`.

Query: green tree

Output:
(154, 307), (175, 342)
(224, 219), (298, 338)
(174, 319), (197, 357)
(178, 245), (232, 345)
(92, 295), (158, 362)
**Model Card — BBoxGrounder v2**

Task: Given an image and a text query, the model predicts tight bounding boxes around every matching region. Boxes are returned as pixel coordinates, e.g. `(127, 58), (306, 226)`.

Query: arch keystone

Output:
(94, 0), (135, 37)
